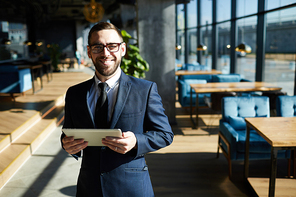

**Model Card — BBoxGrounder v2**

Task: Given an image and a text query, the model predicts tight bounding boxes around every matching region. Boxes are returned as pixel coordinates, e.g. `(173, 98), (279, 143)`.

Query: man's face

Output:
(87, 29), (126, 79)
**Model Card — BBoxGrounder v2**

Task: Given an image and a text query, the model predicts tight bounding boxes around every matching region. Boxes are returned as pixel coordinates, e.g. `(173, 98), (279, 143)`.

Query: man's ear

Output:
(87, 46), (91, 58)
(121, 42), (126, 57)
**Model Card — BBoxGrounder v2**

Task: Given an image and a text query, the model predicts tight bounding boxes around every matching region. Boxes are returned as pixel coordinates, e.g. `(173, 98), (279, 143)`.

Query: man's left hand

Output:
(102, 131), (137, 154)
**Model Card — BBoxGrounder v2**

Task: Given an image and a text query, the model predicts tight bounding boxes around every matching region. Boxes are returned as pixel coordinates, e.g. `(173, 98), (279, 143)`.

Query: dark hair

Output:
(88, 22), (123, 45)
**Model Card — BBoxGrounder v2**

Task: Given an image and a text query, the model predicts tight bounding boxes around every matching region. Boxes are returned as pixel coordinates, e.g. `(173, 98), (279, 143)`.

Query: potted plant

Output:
(121, 30), (149, 78)
(47, 43), (61, 72)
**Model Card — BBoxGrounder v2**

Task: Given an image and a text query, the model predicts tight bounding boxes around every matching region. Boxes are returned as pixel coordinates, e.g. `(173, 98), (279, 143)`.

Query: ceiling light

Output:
(83, 0), (105, 23)
(197, 44), (207, 51)
(235, 42), (252, 53)
(1, 38), (11, 45)
(175, 45), (182, 50)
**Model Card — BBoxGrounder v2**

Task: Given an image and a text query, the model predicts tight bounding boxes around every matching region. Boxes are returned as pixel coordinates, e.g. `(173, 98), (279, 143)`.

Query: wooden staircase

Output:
(0, 96), (65, 190)
(0, 71), (92, 190)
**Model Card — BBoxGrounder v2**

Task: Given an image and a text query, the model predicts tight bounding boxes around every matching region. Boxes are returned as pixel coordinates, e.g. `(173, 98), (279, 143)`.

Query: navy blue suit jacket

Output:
(62, 71), (174, 197)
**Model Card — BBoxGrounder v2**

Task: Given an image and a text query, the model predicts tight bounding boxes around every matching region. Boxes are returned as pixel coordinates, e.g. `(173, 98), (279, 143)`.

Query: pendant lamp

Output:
(197, 43), (207, 51)
(1, 38), (11, 45)
(83, 0), (105, 23)
(235, 42), (252, 53)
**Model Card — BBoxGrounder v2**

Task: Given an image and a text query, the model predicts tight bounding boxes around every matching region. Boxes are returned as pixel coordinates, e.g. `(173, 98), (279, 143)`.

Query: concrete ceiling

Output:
(0, 0), (136, 24)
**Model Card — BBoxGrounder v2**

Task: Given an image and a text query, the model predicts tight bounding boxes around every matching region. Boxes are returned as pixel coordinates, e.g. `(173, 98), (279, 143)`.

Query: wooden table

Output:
(175, 69), (222, 76)
(190, 82), (282, 128)
(244, 117), (296, 197)
(40, 61), (53, 82)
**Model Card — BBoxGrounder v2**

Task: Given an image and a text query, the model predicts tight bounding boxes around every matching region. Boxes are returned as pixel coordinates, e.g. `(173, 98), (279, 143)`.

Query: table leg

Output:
(190, 88), (193, 125)
(39, 67), (43, 91)
(30, 69), (35, 94)
(244, 125), (250, 179)
(268, 147), (279, 197)
(195, 93), (199, 129)
(190, 88), (199, 129)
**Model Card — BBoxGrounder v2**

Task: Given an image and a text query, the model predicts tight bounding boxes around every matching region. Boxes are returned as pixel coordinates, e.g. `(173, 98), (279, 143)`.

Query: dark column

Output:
(137, 0), (176, 124)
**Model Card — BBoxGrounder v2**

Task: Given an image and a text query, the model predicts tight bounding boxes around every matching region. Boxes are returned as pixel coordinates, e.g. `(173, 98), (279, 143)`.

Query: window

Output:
(0, 21), (28, 61)
(187, 0), (197, 28)
(176, 0), (296, 95)
(236, 16), (257, 81)
(200, 26), (212, 69)
(176, 30), (185, 63)
(264, 7), (296, 95)
(200, 0), (212, 25)
(188, 28), (197, 64)
(217, 22), (230, 73)
(177, 4), (185, 30)
(266, 0), (296, 10)
(217, 0), (231, 22)
(236, 0), (258, 18)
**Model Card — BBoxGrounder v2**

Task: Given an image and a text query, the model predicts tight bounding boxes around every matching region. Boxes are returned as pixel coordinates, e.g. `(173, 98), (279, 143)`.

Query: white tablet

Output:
(62, 128), (122, 146)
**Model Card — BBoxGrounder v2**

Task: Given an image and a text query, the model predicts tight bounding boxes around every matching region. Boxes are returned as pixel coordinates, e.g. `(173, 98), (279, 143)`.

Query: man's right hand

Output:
(62, 136), (88, 155)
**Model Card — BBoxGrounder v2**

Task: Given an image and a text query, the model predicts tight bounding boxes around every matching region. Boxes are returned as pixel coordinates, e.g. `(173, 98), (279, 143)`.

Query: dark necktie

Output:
(95, 82), (109, 128)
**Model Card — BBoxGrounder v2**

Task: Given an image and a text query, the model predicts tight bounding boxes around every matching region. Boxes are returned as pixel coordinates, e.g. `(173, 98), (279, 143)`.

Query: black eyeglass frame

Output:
(89, 42), (124, 53)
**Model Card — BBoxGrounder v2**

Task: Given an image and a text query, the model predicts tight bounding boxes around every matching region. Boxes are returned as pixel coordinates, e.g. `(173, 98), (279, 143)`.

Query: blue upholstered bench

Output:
(177, 74), (213, 107)
(177, 74), (250, 108)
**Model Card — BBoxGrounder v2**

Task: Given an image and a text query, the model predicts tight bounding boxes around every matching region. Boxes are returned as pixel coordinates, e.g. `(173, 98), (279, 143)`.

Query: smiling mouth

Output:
(100, 58), (114, 65)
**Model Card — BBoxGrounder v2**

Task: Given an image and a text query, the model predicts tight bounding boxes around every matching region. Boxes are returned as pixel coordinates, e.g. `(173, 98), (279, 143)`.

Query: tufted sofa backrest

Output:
(221, 96), (270, 122)
(212, 74), (241, 82)
(276, 95), (296, 117)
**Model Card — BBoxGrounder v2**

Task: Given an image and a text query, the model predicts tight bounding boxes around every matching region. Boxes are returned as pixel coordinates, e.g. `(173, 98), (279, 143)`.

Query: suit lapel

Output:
(80, 78), (95, 127)
(110, 72), (131, 128)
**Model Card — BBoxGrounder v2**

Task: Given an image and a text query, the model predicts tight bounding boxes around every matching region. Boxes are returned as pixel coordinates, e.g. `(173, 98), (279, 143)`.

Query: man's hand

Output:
(62, 136), (88, 155)
(102, 131), (137, 154)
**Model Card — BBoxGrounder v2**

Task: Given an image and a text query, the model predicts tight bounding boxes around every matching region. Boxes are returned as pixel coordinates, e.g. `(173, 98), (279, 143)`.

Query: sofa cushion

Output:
(180, 74), (213, 82)
(184, 79), (207, 94)
(212, 74), (241, 82)
(228, 115), (268, 130)
(229, 116), (246, 130)
(236, 129), (272, 153)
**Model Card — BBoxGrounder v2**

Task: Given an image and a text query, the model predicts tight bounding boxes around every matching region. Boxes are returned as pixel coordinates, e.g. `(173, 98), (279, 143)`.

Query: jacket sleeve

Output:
(134, 82), (174, 158)
(60, 88), (81, 159)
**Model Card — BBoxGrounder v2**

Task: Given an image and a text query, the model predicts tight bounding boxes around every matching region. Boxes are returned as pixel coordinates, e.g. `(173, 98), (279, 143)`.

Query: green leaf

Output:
(120, 29), (149, 78)
(129, 45), (140, 53)
(121, 30), (132, 38)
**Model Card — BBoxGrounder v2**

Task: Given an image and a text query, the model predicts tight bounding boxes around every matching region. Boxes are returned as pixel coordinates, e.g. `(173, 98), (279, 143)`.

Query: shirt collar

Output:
(94, 68), (121, 90)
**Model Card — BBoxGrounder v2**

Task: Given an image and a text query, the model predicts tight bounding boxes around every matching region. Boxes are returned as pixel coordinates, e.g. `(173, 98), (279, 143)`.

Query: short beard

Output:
(93, 57), (120, 77)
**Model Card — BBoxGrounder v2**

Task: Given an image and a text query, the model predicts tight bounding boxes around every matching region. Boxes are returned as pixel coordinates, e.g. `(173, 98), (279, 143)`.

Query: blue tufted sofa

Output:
(276, 95), (296, 117)
(177, 73), (249, 107)
(276, 95), (296, 177)
(0, 65), (32, 99)
(217, 96), (290, 177)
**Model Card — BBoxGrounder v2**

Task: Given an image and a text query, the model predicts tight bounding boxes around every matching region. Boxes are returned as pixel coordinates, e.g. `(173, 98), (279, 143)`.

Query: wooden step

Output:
(0, 135), (10, 152)
(0, 99), (65, 190)
(0, 144), (31, 189)
(0, 72), (91, 190)
(0, 95), (65, 152)
(13, 106), (64, 152)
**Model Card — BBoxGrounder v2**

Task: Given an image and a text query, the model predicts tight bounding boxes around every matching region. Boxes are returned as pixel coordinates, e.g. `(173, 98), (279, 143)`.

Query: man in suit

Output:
(61, 22), (174, 197)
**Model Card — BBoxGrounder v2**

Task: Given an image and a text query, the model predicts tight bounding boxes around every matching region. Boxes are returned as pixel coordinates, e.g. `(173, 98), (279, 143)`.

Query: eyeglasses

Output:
(89, 42), (124, 54)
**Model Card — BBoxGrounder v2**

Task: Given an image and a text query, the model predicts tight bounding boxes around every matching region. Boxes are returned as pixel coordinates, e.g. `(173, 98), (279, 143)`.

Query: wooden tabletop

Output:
(190, 82), (282, 93)
(175, 69), (222, 76)
(245, 117), (296, 147)
(17, 64), (43, 69)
